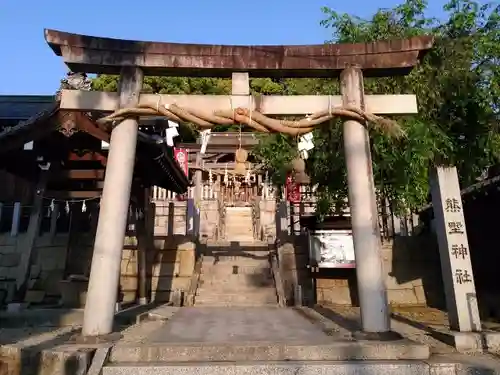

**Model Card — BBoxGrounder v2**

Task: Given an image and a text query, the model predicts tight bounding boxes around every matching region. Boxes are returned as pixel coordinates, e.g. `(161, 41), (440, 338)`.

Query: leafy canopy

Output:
(91, 0), (500, 215)
(256, 0), (500, 215)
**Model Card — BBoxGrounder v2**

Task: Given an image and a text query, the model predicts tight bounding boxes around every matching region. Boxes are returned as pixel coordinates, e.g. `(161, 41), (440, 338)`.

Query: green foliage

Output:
(311, 0), (498, 214)
(91, 0), (500, 216)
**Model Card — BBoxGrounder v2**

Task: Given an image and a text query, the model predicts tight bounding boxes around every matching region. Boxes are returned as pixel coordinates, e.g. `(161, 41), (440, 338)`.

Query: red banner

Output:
(174, 148), (188, 176)
(286, 174), (301, 203)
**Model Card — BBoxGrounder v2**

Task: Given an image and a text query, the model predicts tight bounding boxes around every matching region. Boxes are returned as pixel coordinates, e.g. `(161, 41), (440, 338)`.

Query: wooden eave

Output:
(0, 100), (188, 193)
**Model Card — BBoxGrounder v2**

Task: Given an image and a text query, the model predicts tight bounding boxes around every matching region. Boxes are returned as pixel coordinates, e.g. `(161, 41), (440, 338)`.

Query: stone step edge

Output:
(109, 340), (430, 362)
(196, 290), (277, 295)
(102, 361), (496, 375)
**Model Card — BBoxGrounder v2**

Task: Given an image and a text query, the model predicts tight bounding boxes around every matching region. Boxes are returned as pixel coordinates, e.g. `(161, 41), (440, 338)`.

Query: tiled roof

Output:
(0, 95), (56, 120)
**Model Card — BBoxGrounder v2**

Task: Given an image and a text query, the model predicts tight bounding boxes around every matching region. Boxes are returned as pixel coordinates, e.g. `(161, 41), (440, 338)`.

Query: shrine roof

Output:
(0, 95), (188, 193)
(0, 95), (55, 120)
(44, 29), (434, 78)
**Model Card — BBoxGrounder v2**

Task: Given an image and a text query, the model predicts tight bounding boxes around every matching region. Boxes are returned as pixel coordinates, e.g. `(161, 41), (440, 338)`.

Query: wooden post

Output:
(340, 66), (390, 334)
(193, 153), (203, 238)
(186, 198), (196, 236)
(49, 203), (60, 244)
(14, 164), (51, 302)
(136, 187), (150, 305)
(430, 166), (480, 331)
(82, 66), (144, 337)
(11, 202), (21, 237)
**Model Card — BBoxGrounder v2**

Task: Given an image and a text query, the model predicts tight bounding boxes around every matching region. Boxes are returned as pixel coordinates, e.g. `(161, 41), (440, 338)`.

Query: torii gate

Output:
(44, 29), (433, 339)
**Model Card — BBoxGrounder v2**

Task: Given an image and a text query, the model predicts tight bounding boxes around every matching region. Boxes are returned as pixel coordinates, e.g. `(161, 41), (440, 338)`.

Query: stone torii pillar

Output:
(341, 66), (390, 334)
(82, 67), (144, 337)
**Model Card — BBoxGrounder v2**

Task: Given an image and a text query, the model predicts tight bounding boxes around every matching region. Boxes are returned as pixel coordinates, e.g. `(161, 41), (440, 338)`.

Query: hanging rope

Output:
(96, 101), (405, 139)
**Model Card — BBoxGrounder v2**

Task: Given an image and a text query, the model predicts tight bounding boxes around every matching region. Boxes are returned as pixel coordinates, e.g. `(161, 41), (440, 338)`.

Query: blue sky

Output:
(0, 0), (455, 95)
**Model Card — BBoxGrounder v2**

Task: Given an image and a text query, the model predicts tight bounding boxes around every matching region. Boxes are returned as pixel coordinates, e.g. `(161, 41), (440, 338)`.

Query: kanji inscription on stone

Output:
(445, 198), (461, 213)
(447, 221), (464, 235)
(451, 244), (468, 260)
(455, 269), (473, 284)
(430, 166), (480, 332)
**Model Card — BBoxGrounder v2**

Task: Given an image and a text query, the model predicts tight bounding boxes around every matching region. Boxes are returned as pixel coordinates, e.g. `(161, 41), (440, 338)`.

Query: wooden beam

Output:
(59, 90), (418, 115)
(69, 152), (107, 165)
(178, 144), (255, 154)
(73, 112), (111, 142)
(189, 162), (263, 171)
(46, 190), (101, 199)
(56, 169), (105, 180)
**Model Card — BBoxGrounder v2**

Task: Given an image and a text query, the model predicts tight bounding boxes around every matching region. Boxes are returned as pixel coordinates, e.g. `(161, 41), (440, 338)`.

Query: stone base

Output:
(450, 332), (483, 353)
(0, 343), (93, 375)
(351, 330), (404, 341)
(452, 331), (500, 354)
(72, 332), (123, 345)
(484, 332), (500, 354)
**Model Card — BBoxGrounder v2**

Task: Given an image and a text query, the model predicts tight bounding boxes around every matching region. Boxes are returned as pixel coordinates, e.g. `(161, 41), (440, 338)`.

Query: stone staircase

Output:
(194, 242), (278, 306)
(224, 206), (255, 242)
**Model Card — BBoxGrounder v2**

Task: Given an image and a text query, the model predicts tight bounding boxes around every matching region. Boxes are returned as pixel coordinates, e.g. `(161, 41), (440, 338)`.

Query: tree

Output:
(255, 0), (499, 215)
(91, 0), (500, 216)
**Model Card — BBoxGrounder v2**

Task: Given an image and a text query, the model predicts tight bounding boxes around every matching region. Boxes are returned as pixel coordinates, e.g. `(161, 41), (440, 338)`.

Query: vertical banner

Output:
(286, 174), (301, 203)
(174, 148), (189, 201)
(174, 148), (188, 176)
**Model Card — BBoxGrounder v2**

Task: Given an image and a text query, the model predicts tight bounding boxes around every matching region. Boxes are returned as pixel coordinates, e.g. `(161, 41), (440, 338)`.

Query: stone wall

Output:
(315, 233), (446, 307)
(153, 201), (188, 235)
(0, 233), (71, 305)
(152, 200), (219, 241)
(149, 236), (195, 302)
(0, 215), (197, 307)
(275, 232), (445, 308)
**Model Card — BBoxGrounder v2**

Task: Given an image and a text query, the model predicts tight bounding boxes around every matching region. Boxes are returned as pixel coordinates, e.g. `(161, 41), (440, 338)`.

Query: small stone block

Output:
(483, 332), (500, 353)
(451, 331), (483, 353)
(171, 289), (183, 306)
(177, 241), (196, 251)
(7, 302), (28, 312)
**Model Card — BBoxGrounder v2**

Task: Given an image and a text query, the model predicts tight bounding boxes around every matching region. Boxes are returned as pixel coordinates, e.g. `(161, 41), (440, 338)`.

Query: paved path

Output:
(147, 306), (332, 343)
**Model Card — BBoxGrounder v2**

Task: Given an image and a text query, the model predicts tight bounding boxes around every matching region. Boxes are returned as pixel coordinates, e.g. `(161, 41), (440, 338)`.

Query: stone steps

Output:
(108, 341), (430, 363)
(224, 207), (254, 241)
(201, 265), (272, 276)
(202, 257), (269, 266)
(197, 286), (275, 294)
(195, 290), (277, 305)
(199, 276), (274, 288)
(103, 361), (439, 375)
(205, 240), (269, 249)
(195, 239), (276, 307)
(196, 287), (276, 298)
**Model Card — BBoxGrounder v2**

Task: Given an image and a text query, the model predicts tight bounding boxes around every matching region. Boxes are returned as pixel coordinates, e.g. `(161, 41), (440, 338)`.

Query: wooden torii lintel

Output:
(44, 29), (433, 78)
